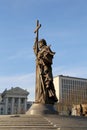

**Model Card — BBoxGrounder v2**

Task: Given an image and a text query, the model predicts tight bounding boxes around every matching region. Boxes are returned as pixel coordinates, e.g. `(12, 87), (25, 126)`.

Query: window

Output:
(8, 107), (11, 114)
(1, 107), (3, 115)
(8, 97), (12, 103)
(21, 98), (25, 104)
(14, 98), (18, 104)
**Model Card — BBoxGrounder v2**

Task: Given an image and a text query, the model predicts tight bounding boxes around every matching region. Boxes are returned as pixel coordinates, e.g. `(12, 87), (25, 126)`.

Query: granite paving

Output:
(0, 114), (87, 130)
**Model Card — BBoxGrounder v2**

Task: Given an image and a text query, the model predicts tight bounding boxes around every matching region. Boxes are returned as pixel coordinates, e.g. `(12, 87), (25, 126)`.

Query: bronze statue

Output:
(33, 20), (58, 104)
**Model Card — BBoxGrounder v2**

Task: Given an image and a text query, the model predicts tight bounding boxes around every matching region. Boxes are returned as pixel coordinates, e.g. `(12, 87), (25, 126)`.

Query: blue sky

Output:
(0, 0), (87, 101)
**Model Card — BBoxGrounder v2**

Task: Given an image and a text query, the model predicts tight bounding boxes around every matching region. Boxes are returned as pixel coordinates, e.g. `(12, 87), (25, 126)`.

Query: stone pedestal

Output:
(26, 103), (58, 115)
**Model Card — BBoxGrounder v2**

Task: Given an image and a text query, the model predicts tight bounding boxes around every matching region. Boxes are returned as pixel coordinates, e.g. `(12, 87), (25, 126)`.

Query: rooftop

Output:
(54, 75), (87, 81)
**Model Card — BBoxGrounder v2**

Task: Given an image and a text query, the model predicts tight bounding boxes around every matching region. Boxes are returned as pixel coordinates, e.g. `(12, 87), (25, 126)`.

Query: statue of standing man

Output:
(33, 20), (58, 105)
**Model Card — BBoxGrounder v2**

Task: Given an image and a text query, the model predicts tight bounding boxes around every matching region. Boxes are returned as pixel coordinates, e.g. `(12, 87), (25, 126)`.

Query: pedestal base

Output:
(26, 103), (58, 115)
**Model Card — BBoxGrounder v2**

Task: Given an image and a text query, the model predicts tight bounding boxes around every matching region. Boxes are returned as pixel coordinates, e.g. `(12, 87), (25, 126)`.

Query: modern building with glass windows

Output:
(54, 75), (87, 106)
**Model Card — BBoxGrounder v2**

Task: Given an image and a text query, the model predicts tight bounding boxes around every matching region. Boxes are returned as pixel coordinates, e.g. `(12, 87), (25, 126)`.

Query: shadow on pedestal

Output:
(26, 103), (58, 115)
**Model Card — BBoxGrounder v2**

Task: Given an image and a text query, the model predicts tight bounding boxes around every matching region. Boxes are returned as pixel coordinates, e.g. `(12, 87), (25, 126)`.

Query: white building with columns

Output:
(0, 87), (29, 115)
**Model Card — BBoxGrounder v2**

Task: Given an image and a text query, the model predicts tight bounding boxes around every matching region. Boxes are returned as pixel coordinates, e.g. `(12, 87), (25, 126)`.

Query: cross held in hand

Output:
(34, 20), (41, 42)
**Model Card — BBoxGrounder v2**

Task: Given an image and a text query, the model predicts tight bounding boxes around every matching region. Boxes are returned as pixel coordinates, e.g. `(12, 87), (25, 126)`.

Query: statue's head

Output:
(38, 39), (47, 48)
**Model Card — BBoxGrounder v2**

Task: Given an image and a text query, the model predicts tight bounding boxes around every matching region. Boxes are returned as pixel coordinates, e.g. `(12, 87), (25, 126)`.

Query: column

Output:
(18, 98), (21, 114)
(24, 98), (27, 113)
(11, 98), (14, 114)
(5, 97), (8, 115)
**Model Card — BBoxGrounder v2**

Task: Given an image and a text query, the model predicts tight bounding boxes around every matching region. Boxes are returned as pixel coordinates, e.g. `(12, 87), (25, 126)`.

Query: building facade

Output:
(0, 87), (29, 115)
(54, 75), (87, 106)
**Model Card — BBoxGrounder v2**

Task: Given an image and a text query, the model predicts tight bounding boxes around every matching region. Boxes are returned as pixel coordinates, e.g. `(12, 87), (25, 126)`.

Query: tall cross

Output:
(34, 20), (41, 42)
(34, 20), (42, 101)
